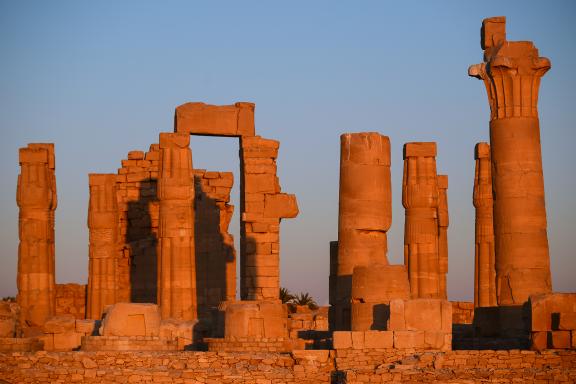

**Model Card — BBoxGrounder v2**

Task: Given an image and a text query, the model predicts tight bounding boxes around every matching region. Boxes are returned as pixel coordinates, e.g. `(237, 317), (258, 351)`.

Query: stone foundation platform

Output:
(81, 336), (177, 351)
(1, 349), (576, 383)
(205, 337), (305, 352)
(0, 337), (43, 353)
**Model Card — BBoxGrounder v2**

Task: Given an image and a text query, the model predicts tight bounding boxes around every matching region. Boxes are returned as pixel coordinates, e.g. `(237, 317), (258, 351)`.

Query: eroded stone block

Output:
(100, 303), (161, 337)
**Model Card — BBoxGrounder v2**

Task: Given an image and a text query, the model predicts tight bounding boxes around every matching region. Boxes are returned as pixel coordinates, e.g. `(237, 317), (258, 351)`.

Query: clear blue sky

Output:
(1, 1), (575, 304)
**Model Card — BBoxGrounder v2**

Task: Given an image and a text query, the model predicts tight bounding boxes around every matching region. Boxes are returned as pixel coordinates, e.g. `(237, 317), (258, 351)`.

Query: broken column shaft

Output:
(334, 132), (391, 330)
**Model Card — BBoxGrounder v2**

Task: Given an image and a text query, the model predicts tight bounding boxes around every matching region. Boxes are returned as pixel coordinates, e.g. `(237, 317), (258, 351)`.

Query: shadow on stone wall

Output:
(195, 175), (236, 335)
(127, 178), (158, 304)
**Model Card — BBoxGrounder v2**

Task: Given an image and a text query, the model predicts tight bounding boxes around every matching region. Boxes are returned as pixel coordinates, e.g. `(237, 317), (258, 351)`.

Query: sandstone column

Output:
(157, 133), (197, 320)
(16, 143), (57, 327)
(437, 175), (449, 300)
(87, 174), (119, 320)
(334, 132), (391, 330)
(402, 142), (440, 299)
(473, 142), (497, 307)
(469, 17), (552, 305)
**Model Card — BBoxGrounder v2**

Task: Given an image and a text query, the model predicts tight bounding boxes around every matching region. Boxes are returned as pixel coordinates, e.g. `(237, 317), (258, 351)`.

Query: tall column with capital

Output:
(469, 17), (552, 305)
(473, 142), (497, 307)
(87, 174), (119, 320)
(437, 175), (449, 299)
(402, 142), (441, 299)
(157, 132), (197, 321)
(16, 143), (57, 327)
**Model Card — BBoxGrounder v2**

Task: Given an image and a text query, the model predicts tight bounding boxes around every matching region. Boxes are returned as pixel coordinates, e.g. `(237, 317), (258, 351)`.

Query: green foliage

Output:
(1, 296), (16, 302)
(279, 287), (295, 304)
(292, 292), (318, 310)
(280, 288), (319, 310)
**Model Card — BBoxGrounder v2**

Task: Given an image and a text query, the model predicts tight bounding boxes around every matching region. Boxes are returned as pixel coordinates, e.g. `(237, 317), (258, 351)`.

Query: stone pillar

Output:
(437, 175), (449, 299)
(334, 132), (391, 330)
(473, 143), (497, 307)
(157, 133), (197, 321)
(87, 174), (119, 320)
(469, 17), (552, 305)
(16, 143), (57, 327)
(402, 142), (441, 299)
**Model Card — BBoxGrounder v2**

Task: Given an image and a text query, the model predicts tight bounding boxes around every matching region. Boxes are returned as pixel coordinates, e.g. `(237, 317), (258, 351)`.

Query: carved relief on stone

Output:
(87, 174), (119, 320)
(473, 143), (497, 307)
(402, 142), (440, 299)
(157, 133), (197, 321)
(16, 143), (57, 327)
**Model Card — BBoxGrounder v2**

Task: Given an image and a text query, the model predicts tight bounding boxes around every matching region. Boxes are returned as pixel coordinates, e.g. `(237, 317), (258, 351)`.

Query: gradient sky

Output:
(1, 1), (575, 305)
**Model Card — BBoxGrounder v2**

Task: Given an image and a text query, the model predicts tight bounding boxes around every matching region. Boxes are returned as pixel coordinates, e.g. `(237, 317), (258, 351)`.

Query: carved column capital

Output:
(468, 17), (551, 121)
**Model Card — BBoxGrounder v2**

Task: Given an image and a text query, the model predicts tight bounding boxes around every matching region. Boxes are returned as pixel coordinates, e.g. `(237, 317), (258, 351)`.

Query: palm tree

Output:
(292, 292), (318, 310)
(279, 287), (295, 304)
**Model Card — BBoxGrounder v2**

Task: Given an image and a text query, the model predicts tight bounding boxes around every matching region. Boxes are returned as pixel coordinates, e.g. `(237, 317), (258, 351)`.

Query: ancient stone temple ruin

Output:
(2, 15), (576, 384)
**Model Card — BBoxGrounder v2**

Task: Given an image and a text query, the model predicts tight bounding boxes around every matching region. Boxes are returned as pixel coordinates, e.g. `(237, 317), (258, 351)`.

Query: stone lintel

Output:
(175, 102), (255, 137)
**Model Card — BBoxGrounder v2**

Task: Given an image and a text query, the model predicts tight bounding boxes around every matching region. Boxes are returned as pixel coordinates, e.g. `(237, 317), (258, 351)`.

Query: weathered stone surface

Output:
(364, 330), (394, 348)
(469, 16), (552, 305)
(394, 330), (425, 349)
(16, 143), (57, 328)
(240, 135), (298, 301)
(335, 132), (392, 330)
(41, 315), (75, 334)
(194, 169), (236, 325)
(55, 283), (86, 319)
(0, 302), (18, 338)
(223, 301), (288, 339)
(263, 193), (299, 218)
(100, 303), (161, 337)
(76, 319), (96, 335)
(2, 349), (576, 382)
(530, 293), (576, 332)
(351, 265), (410, 331)
(559, 313), (576, 330)
(473, 142), (497, 307)
(159, 319), (196, 350)
(87, 174), (119, 320)
(403, 142), (441, 299)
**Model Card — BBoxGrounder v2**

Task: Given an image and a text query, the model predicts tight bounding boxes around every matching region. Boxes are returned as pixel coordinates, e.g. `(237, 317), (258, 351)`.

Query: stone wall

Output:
(55, 284), (86, 320)
(114, 145), (235, 323)
(451, 301), (474, 324)
(1, 349), (575, 383)
(115, 146), (161, 304)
